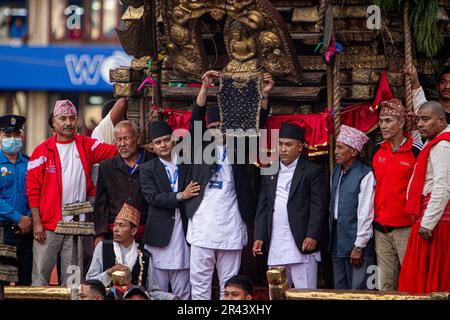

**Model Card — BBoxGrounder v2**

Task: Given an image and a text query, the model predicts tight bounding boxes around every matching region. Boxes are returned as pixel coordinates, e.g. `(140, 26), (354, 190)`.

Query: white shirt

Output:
(86, 241), (175, 300)
(187, 145), (247, 250)
(90, 112), (115, 185)
(145, 156), (190, 269)
(333, 170), (375, 248)
(268, 157), (321, 265)
(91, 112), (115, 144)
(411, 87), (450, 229)
(56, 141), (87, 222)
(416, 126), (450, 230)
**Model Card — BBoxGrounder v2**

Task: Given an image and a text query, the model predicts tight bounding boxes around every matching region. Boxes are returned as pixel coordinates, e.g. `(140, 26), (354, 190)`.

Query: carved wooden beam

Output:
(155, 85), (322, 102)
(5, 286), (72, 300)
(285, 289), (450, 300)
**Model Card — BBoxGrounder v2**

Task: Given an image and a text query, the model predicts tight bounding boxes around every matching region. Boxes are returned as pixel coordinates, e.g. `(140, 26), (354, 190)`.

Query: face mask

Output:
(1, 137), (23, 155)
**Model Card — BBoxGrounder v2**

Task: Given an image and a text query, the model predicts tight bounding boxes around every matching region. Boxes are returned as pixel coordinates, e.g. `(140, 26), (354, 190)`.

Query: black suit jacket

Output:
(183, 102), (270, 225)
(254, 157), (328, 254)
(140, 157), (189, 247)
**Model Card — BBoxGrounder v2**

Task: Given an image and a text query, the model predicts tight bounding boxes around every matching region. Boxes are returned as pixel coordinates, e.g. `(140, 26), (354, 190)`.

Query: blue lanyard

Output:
(214, 147), (227, 178)
(164, 164), (178, 192)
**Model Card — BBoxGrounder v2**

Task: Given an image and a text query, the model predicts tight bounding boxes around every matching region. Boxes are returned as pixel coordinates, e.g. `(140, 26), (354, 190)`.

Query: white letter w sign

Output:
(65, 54), (104, 85)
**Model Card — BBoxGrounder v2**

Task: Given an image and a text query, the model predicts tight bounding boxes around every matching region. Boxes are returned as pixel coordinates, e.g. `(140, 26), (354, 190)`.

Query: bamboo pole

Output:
(403, 1), (413, 132)
(333, 55), (341, 138)
(321, 3), (335, 171)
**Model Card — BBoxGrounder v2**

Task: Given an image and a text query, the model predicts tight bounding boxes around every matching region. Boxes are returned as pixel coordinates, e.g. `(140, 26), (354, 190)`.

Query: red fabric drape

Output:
(264, 114), (330, 157)
(156, 71), (394, 157)
(326, 71), (393, 134)
(164, 108), (191, 131)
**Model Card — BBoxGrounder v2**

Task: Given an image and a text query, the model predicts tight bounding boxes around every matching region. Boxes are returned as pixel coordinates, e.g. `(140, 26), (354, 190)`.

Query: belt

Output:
(0, 221), (21, 233)
(0, 221), (12, 228)
(373, 222), (410, 233)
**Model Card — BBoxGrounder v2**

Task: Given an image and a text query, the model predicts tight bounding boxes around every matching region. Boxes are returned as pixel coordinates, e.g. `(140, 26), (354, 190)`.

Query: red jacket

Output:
(26, 134), (117, 231)
(372, 134), (421, 227)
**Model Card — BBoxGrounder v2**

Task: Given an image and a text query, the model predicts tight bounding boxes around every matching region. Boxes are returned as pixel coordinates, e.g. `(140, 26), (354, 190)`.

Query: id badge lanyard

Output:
(209, 147), (227, 189)
(164, 165), (178, 192)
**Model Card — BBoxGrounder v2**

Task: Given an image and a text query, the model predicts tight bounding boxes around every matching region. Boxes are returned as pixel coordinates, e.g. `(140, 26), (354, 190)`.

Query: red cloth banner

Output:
(155, 71), (393, 157)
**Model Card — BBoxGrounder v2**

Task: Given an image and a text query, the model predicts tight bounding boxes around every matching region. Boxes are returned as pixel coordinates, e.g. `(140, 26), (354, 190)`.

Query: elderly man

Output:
(90, 98), (129, 188)
(330, 125), (375, 290)
(398, 102), (450, 293)
(0, 115), (33, 285)
(371, 99), (422, 291)
(87, 203), (176, 300)
(93, 120), (153, 246)
(26, 100), (117, 286)
(404, 64), (450, 124)
(253, 122), (327, 289)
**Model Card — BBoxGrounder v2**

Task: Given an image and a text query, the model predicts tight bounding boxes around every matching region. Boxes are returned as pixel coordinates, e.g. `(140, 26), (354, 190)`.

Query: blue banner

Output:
(0, 45), (133, 92)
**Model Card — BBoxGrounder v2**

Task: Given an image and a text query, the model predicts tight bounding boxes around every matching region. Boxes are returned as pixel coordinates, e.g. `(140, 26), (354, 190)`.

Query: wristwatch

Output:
(176, 192), (184, 201)
(355, 246), (363, 252)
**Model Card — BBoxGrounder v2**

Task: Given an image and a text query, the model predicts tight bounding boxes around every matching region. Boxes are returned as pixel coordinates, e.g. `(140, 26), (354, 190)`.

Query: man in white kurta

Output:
(253, 122), (327, 290)
(268, 157), (321, 289)
(187, 144), (248, 300)
(86, 203), (175, 300)
(86, 238), (175, 300)
(144, 155), (191, 300)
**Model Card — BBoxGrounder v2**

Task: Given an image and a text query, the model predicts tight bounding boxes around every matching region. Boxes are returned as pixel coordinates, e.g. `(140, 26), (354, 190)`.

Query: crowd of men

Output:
(0, 64), (449, 300)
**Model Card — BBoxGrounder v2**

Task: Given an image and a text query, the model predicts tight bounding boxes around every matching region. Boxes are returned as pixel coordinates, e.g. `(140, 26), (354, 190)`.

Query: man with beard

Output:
(26, 100), (117, 286)
(404, 64), (450, 124)
(93, 120), (153, 246)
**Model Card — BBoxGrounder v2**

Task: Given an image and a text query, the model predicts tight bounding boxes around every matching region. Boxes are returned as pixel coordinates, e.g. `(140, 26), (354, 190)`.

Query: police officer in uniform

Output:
(0, 115), (33, 285)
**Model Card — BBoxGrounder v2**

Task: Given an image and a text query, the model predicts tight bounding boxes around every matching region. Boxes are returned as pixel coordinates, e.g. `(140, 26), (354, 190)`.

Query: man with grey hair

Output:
(93, 120), (155, 247)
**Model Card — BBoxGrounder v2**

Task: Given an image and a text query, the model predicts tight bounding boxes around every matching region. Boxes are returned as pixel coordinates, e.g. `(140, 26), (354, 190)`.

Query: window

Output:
(0, 1), (28, 44)
(50, 0), (123, 43)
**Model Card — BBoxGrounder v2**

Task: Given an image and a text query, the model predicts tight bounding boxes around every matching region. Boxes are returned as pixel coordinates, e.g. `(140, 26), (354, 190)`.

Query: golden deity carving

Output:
(224, 20), (261, 74)
(159, 0), (301, 82)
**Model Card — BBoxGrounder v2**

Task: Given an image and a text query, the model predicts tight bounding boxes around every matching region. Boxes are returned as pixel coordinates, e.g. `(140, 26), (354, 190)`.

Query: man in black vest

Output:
(140, 121), (200, 300)
(253, 122), (327, 289)
(329, 125), (375, 290)
(86, 203), (176, 300)
(184, 70), (274, 299)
